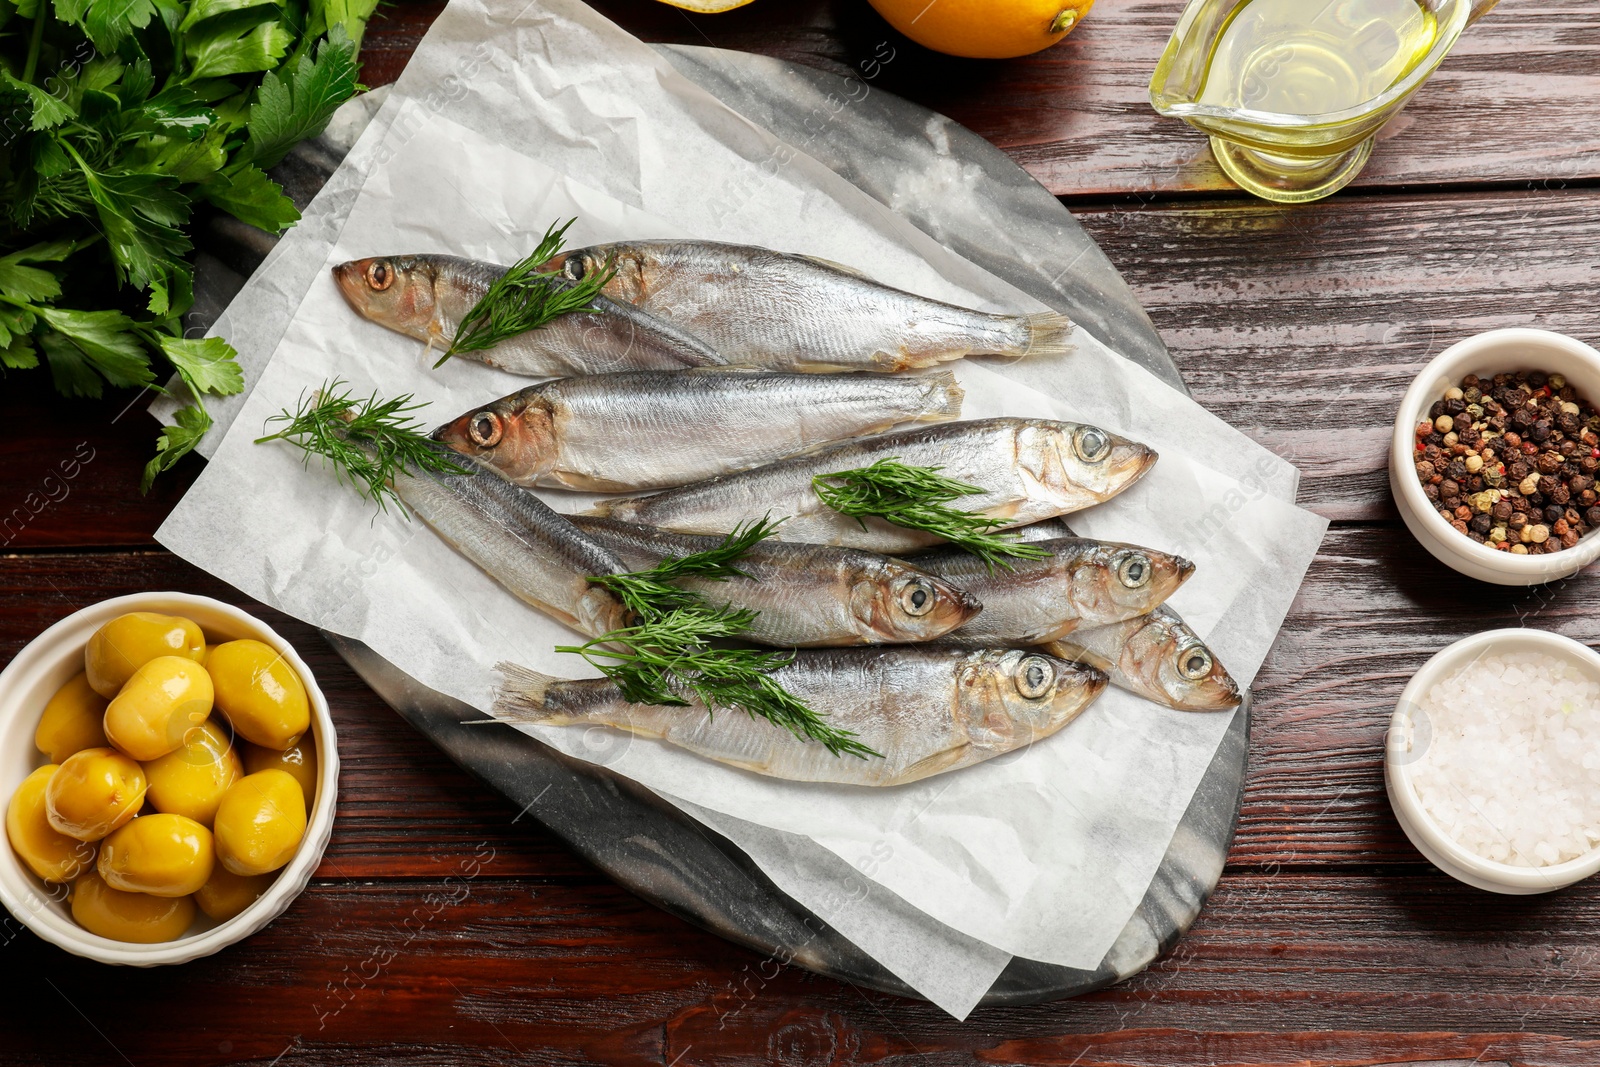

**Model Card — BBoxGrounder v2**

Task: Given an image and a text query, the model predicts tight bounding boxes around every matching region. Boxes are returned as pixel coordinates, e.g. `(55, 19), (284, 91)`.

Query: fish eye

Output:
(898, 577), (935, 617)
(468, 411), (502, 447)
(564, 254), (588, 282)
(1178, 645), (1213, 681)
(1016, 655), (1054, 699)
(1074, 427), (1111, 463)
(1117, 553), (1151, 588)
(366, 260), (393, 291)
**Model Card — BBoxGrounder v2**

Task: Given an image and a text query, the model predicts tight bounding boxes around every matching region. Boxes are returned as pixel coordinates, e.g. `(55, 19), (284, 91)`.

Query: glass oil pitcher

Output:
(1149, 0), (1499, 203)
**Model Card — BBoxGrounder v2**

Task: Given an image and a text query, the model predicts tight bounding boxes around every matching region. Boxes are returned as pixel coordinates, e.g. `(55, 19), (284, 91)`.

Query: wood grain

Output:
(6, 1), (1600, 1061)
(356, 0), (1600, 199)
(7, 873), (1600, 1066)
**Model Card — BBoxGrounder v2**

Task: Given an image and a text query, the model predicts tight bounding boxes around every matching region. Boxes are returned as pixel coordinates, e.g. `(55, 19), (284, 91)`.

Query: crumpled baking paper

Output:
(153, 0), (1327, 1016)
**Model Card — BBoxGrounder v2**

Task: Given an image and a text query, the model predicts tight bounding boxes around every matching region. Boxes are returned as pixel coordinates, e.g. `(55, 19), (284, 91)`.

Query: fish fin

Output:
(919, 370), (965, 421)
(797, 254), (874, 280)
(490, 662), (564, 724)
(1022, 312), (1075, 360)
(892, 744), (974, 785)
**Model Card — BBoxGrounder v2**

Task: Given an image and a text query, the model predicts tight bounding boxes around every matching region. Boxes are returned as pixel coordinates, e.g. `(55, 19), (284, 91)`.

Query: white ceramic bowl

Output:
(1389, 327), (1600, 585)
(0, 593), (338, 964)
(1386, 628), (1600, 894)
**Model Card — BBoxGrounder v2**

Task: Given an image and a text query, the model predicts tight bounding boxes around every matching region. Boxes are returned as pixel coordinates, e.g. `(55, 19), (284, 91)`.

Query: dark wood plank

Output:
(7, 872), (1600, 1066)
(358, 0), (1600, 199)
(1077, 185), (1600, 522)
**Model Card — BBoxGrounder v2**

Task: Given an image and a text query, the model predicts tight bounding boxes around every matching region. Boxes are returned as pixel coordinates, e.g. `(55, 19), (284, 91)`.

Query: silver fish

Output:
(591, 418), (1158, 553)
(1042, 605), (1241, 711)
(491, 647), (1106, 785)
(384, 443), (632, 638)
(911, 538), (1195, 644)
(544, 240), (1074, 372)
(572, 517), (981, 647)
(332, 255), (724, 376)
(433, 369), (964, 492)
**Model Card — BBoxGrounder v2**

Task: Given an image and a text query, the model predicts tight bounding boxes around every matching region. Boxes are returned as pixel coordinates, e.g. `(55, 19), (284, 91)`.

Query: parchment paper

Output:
(162, 0), (1300, 513)
(157, 92), (1326, 971)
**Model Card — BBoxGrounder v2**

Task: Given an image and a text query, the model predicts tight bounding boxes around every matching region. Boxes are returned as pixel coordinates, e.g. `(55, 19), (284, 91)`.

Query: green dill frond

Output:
(813, 458), (1050, 572)
(438, 219), (616, 366)
(556, 605), (879, 760)
(255, 379), (466, 515)
(589, 516), (783, 621)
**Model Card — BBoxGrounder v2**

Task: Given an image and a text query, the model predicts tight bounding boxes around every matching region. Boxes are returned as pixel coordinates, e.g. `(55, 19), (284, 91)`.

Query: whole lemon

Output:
(867, 0), (1094, 59)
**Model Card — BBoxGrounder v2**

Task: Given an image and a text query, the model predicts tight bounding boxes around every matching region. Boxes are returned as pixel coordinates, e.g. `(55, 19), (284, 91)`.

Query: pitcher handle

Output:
(1467, 0), (1500, 25)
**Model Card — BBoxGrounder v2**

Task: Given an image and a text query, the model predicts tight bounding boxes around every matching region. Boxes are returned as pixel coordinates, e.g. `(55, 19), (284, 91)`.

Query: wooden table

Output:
(6, 1), (1600, 1063)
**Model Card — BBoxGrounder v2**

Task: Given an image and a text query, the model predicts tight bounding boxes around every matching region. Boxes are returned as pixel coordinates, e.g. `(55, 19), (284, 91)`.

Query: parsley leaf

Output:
(36, 307), (156, 388)
(158, 334), (243, 395)
(142, 403), (211, 490)
(186, 17), (292, 80)
(200, 161), (299, 231)
(242, 25), (356, 168)
(82, 0), (158, 52)
(1, 73), (77, 130)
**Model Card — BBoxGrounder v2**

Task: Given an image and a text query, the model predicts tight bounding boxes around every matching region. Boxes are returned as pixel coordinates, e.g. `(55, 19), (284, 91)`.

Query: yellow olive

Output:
(70, 870), (195, 943)
(194, 865), (273, 922)
(6, 766), (96, 882)
(85, 612), (206, 699)
(103, 656), (214, 761)
(45, 748), (146, 842)
(34, 672), (109, 763)
(208, 640), (310, 750)
(144, 720), (243, 826)
(242, 737), (317, 809)
(214, 770), (306, 876)
(97, 813), (214, 897)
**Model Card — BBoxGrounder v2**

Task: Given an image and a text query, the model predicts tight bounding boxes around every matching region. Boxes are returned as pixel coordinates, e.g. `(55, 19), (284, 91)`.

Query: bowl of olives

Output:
(0, 593), (337, 965)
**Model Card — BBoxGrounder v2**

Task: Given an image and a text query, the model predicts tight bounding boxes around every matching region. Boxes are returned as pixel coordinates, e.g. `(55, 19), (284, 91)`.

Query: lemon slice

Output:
(655, 0), (755, 12)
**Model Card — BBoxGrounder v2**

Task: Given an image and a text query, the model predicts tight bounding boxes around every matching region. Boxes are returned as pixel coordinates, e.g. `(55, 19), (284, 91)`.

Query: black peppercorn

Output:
(1470, 514), (1493, 534)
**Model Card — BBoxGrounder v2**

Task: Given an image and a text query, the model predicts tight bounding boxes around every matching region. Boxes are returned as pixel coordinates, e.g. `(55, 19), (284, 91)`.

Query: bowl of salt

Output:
(1387, 628), (1600, 894)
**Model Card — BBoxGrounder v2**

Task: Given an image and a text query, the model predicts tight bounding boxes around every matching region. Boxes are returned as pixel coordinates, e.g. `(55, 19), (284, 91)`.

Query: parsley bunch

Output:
(0, 0), (380, 487)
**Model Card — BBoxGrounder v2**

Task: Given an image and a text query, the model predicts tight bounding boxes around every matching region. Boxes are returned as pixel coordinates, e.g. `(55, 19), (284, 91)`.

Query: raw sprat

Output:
(1043, 605), (1242, 712)
(910, 536), (1196, 643)
(333, 224), (723, 377)
(490, 648), (1107, 786)
(541, 239), (1077, 371)
(594, 418), (1158, 553)
(432, 369), (965, 492)
(572, 517), (981, 648)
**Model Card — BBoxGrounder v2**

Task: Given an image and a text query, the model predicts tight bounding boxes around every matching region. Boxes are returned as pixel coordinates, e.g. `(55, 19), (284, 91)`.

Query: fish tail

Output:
(917, 370), (965, 421)
(1021, 311), (1075, 360)
(490, 662), (563, 724)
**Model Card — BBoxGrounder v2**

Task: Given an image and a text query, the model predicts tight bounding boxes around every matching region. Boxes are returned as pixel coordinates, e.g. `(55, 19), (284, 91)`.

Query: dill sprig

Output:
(813, 458), (1050, 572)
(437, 219), (616, 367)
(557, 606), (880, 760)
(255, 380), (465, 515)
(589, 517), (782, 620)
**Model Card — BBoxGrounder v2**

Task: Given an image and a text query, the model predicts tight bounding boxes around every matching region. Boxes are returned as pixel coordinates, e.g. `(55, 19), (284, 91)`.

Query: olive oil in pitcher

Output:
(1149, 0), (1495, 203)
(1197, 0), (1439, 116)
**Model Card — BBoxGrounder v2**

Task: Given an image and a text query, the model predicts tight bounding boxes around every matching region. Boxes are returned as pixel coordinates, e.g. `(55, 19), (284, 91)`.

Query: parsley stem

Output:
(22, 6), (45, 84)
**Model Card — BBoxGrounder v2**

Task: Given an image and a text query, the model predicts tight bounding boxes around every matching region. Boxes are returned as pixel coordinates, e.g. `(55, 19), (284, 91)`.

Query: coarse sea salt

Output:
(1404, 651), (1600, 868)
